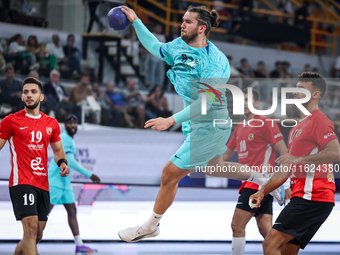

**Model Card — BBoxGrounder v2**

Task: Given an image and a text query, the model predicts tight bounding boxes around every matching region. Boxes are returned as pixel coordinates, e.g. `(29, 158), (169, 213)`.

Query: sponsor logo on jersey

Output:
(187, 61), (196, 67)
(28, 144), (44, 150)
(327, 172), (335, 183)
(324, 132), (335, 139)
(31, 157), (45, 171)
(248, 133), (254, 141)
(295, 129), (302, 138)
(46, 127), (52, 134)
(274, 133), (283, 139)
(238, 151), (249, 159)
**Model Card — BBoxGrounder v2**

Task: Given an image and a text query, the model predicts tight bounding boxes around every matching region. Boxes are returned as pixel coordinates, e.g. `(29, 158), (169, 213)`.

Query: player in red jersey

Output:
(250, 72), (340, 255)
(224, 89), (290, 255)
(0, 77), (70, 255)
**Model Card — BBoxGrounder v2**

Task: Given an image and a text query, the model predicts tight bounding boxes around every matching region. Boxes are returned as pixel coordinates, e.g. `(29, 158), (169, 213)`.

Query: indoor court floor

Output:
(1, 242), (340, 255)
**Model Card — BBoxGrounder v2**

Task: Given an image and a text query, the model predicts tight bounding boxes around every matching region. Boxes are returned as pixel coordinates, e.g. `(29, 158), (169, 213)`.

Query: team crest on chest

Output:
(248, 133), (254, 141)
(295, 129), (302, 138)
(46, 127), (52, 135)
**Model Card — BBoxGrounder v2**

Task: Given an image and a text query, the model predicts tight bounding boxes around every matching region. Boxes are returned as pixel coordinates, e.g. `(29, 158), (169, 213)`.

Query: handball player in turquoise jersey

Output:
(118, 5), (285, 242)
(48, 114), (100, 254)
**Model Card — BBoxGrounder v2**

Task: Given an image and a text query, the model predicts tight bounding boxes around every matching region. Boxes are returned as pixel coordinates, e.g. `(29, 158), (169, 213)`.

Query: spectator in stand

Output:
(26, 35), (57, 71)
(278, 0), (293, 15)
(0, 65), (22, 111)
(145, 85), (172, 118)
(46, 34), (68, 67)
(166, 26), (180, 42)
(63, 34), (82, 78)
(254, 61), (270, 78)
(312, 67), (319, 73)
(333, 55), (340, 78)
(8, 33), (33, 72)
(282, 61), (292, 78)
(9, 34), (39, 70)
(304, 64), (311, 72)
(123, 79), (147, 129)
(28, 70), (39, 79)
(43, 69), (81, 121)
(8, 0), (28, 23)
(294, 0), (310, 29)
(0, 44), (5, 71)
(147, 24), (166, 87)
(238, 0), (253, 21)
(238, 58), (254, 78)
(70, 75), (92, 105)
(104, 81), (135, 128)
(70, 75), (100, 124)
(92, 81), (123, 126)
(270, 61), (286, 78)
(227, 56), (244, 78)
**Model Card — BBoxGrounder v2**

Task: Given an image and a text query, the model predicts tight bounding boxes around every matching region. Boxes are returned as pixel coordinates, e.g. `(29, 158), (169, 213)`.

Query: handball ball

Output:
(107, 7), (131, 31)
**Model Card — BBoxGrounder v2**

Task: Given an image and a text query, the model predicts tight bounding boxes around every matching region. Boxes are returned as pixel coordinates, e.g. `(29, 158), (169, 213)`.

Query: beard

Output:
(23, 100), (40, 110)
(66, 126), (77, 137)
(181, 27), (199, 44)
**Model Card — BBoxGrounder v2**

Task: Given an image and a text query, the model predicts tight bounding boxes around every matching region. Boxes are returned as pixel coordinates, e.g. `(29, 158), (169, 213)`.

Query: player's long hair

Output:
(187, 5), (219, 35)
(297, 72), (326, 99)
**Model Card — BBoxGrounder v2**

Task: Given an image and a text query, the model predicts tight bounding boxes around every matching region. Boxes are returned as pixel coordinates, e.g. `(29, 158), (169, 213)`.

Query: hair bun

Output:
(210, 9), (219, 28)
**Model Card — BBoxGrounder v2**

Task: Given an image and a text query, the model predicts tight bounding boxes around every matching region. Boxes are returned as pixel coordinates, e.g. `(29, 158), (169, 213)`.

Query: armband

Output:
(57, 158), (68, 167)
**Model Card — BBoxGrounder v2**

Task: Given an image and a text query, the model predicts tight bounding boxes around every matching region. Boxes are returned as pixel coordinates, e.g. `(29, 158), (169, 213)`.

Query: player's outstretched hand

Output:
(59, 164), (70, 177)
(144, 116), (175, 131)
(90, 174), (100, 184)
(120, 6), (138, 23)
(275, 153), (300, 165)
(284, 188), (291, 205)
(249, 190), (264, 209)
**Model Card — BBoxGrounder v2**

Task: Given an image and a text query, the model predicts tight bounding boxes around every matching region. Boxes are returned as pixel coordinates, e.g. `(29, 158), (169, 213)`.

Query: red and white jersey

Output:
(227, 115), (284, 192)
(0, 110), (61, 191)
(288, 109), (337, 203)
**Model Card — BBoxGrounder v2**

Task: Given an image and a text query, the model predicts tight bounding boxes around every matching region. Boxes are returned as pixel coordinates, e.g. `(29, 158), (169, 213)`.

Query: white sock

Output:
(231, 236), (246, 255)
(142, 211), (163, 231)
(74, 235), (83, 246)
(247, 170), (266, 186)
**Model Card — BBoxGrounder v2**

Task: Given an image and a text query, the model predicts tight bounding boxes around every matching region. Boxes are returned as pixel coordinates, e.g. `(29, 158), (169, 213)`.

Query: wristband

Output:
(57, 158), (68, 167)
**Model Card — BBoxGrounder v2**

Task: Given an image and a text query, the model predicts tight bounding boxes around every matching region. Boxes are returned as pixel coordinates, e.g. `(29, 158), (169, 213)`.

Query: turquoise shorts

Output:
(49, 186), (75, 205)
(170, 123), (231, 170)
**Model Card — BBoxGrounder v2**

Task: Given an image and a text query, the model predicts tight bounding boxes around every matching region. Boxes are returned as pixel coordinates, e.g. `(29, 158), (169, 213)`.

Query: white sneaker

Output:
(270, 184), (285, 206)
(118, 223), (160, 242)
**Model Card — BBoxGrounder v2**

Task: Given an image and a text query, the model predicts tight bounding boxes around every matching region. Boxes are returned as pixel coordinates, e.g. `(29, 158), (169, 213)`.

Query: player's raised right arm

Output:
(121, 6), (164, 60)
(0, 138), (6, 151)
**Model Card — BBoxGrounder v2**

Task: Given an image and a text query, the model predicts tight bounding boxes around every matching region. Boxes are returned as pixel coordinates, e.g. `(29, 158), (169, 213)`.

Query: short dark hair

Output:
(22, 77), (43, 92)
(187, 5), (219, 35)
(297, 72), (326, 99)
(65, 114), (78, 124)
(67, 34), (74, 40)
(5, 66), (14, 73)
(243, 88), (259, 102)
